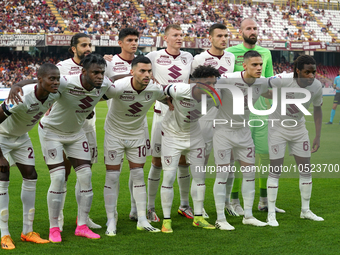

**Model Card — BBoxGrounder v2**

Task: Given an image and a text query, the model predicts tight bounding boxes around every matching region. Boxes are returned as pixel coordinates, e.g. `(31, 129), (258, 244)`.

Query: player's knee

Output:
(49, 166), (66, 189)
(162, 170), (176, 186)
(0, 171), (10, 181)
(130, 167), (144, 181)
(75, 164), (92, 189)
(242, 165), (256, 179)
(106, 170), (120, 184)
(152, 157), (162, 167)
(22, 167), (38, 180)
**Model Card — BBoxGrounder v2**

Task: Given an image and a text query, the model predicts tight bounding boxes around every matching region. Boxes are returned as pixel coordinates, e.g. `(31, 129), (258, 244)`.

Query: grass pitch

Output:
(5, 96), (340, 254)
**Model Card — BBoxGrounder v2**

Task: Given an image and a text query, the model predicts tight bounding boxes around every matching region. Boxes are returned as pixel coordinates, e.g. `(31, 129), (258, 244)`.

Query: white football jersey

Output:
(104, 54), (133, 78)
(0, 84), (59, 137)
(268, 72), (323, 129)
(56, 58), (83, 76)
(56, 58), (96, 132)
(146, 49), (193, 116)
(40, 74), (113, 134)
(191, 50), (235, 75)
(162, 83), (215, 139)
(192, 50), (235, 124)
(215, 71), (268, 130)
(104, 76), (165, 139)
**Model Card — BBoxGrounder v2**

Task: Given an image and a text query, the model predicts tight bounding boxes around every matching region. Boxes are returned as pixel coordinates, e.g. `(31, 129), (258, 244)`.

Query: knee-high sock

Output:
(48, 166), (65, 229)
(258, 153), (270, 202)
(177, 165), (190, 207)
(59, 181), (67, 221)
(242, 167), (255, 218)
(300, 172), (312, 212)
(191, 166), (206, 216)
(231, 161), (242, 199)
(147, 164), (162, 210)
(213, 169), (229, 221)
(130, 168), (147, 222)
(330, 109), (336, 122)
(161, 170), (176, 219)
(129, 172), (136, 213)
(0, 181), (10, 237)
(75, 179), (81, 219)
(21, 179), (37, 234)
(104, 171), (120, 221)
(75, 165), (93, 226)
(225, 160), (234, 204)
(267, 172), (281, 213)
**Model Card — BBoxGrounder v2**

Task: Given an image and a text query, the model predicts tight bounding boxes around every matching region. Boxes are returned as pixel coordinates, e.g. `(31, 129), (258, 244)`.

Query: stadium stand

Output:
(0, 0), (60, 34)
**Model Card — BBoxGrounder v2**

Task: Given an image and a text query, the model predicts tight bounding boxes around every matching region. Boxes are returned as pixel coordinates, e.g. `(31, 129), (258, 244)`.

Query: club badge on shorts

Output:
(108, 150), (117, 160)
(164, 156), (172, 166)
(48, 149), (57, 159)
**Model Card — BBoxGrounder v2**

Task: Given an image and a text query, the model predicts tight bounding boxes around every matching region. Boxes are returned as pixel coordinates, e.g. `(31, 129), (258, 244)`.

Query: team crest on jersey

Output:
(218, 150), (226, 159)
(96, 89), (101, 96)
(154, 143), (161, 153)
(271, 145), (279, 155)
(164, 156), (172, 166)
(225, 57), (232, 66)
(26, 104), (40, 114)
(108, 150), (117, 160)
(181, 57), (188, 65)
(254, 87), (260, 94)
(48, 149), (57, 159)
(145, 92), (153, 101)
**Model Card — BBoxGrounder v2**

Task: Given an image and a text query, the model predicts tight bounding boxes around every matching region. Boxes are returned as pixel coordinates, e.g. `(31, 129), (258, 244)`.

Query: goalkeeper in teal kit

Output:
(225, 18), (285, 215)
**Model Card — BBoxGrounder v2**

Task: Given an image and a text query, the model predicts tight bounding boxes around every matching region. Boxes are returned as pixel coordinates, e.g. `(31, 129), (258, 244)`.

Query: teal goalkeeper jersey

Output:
(226, 43), (274, 119)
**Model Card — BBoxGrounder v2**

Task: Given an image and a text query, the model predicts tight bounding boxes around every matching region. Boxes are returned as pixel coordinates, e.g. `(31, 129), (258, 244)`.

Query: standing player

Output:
(325, 69), (340, 124)
(38, 54), (111, 242)
(104, 28), (150, 221)
(191, 23), (235, 218)
(226, 18), (285, 214)
(160, 65), (220, 233)
(266, 55), (323, 226)
(0, 63), (59, 249)
(103, 56), (167, 235)
(55, 33), (101, 230)
(146, 24), (194, 222)
(213, 51), (269, 229)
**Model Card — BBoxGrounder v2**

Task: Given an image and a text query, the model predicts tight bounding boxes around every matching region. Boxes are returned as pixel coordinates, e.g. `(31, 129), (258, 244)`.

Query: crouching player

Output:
(160, 65), (220, 233)
(0, 63), (60, 249)
(266, 55), (323, 226)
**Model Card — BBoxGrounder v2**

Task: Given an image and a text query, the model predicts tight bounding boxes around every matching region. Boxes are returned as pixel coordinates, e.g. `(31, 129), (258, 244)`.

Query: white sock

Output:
(267, 172), (280, 213)
(48, 166), (65, 229)
(104, 171), (120, 220)
(191, 172), (205, 216)
(130, 168), (147, 222)
(75, 179), (81, 219)
(147, 164), (162, 210)
(161, 170), (176, 219)
(242, 167), (255, 218)
(75, 165), (93, 226)
(225, 170), (234, 205)
(21, 179), (37, 234)
(177, 165), (190, 207)
(0, 181), (10, 237)
(59, 181), (67, 221)
(299, 173), (312, 213)
(129, 172), (136, 214)
(213, 170), (229, 221)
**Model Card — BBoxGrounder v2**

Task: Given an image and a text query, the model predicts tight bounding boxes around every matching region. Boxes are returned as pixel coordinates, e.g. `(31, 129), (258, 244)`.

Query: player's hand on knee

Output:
(0, 156), (10, 173)
(8, 85), (24, 105)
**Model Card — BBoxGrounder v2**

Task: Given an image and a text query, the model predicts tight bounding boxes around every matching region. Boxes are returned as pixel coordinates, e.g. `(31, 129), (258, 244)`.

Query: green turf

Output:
(5, 96), (340, 254)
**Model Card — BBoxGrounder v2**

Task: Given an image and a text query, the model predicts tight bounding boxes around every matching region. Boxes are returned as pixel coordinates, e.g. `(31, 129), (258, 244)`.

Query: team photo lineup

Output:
(0, 2), (339, 251)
